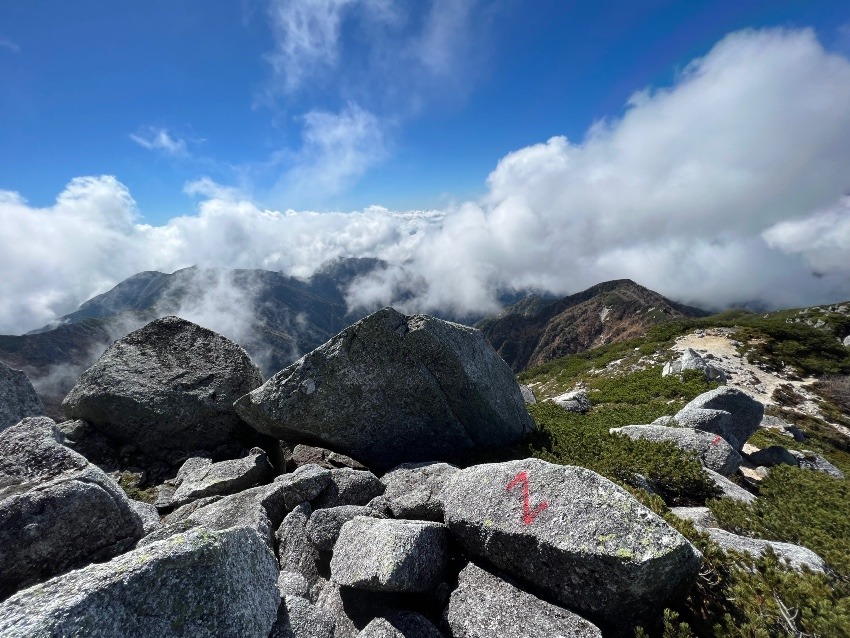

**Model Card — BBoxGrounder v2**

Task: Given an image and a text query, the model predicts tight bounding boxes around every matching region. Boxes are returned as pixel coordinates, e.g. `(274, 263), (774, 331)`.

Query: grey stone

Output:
(62, 316), (263, 453)
(331, 517), (447, 592)
(279, 570), (311, 599)
(277, 502), (322, 600)
(445, 562), (601, 638)
(705, 468), (756, 504)
(170, 447), (273, 506)
(0, 362), (43, 431)
(662, 348), (726, 382)
(129, 499), (161, 535)
(678, 387), (764, 451)
(271, 595), (336, 638)
(313, 468), (385, 509)
(783, 426), (807, 442)
(651, 415), (677, 426)
(0, 417), (143, 599)
(844, 335), (850, 347)
(307, 505), (376, 551)
(790, 451), (845, 479)
(669, 507), (717, 529)
(315, 583), (359, 638)
(380, 462), (459, 521)
(359, 612), (443, 638)
(291, 444), (368, 471)
(611, 424), (742, 476)
(706, 528), (827, 572)
(549, 389), (590, 413)
(673, 408), (740, 450)
(0, 526), (279, 637)
(442, 459), (702, 622)
(519, 384), (536, 405)
(163, 495), (224, 524)
(142, 463), (332, 549)
(235, 308), (535, 472)
(747, 445), (798, 467)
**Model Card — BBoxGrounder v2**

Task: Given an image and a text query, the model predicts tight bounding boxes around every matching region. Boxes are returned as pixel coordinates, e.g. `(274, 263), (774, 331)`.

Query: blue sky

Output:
(3, 1), (849, 221)
(2, 1), (850, 334)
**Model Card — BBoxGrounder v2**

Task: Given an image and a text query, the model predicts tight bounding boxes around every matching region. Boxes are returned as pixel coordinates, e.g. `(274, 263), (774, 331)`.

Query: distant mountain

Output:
(0, 258), (385, 418)
(475, 279), (709, 372)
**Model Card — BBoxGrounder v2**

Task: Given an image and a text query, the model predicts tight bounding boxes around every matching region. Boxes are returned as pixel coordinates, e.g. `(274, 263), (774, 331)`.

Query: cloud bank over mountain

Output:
(2, 27), (850, 334)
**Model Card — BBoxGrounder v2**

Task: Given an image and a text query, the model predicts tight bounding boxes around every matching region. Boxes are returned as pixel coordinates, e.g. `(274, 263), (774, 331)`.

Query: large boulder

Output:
(235, 308), (535, 472)
(331, 517), (447, 592)
(662, 348), (726, 382)
(610, 424), (742, 476)
(0, 526), (279, 637)
(170, 447), (273, 507)
(442, 459), (701, 623)
(445, 562), (601, 638)
(673, 408), (741, 450)
(0, 417), (143, 599)
(62, 316), (263, 453)
(706, 528), (827, 572)
(677, 387), (764, 452)
(0, 362), (43, 431)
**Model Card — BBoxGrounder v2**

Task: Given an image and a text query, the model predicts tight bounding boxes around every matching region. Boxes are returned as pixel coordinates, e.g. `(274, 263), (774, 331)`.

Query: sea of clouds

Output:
(2, 27), (850, 336)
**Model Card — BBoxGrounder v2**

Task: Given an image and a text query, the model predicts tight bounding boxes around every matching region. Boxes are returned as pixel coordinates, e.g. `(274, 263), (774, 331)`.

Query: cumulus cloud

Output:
(130, 127), (189, 157)
(3, 28), (850, 335)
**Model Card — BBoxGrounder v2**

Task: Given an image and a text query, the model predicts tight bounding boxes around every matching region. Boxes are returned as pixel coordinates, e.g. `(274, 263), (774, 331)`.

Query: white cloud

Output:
(130, 127), (189, 157)
(0, 38), (20, 54)
(4, 28), (850, 336)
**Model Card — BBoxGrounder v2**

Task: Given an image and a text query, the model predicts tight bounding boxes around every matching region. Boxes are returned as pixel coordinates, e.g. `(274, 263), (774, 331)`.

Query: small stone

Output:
(549, 390), (590, 413)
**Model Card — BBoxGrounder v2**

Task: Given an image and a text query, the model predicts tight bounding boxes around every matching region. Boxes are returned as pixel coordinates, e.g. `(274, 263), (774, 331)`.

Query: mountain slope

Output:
(476, 279), (708, 372)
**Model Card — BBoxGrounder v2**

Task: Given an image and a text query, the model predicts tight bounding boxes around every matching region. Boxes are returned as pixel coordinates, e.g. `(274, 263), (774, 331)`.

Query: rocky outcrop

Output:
(0, 417), (143, 599)
(235, 308), (535, 472)
(170, 447), (273, 506)
(379, 462), (458, 522)
(442, 459), (702, 623)
(331, 517), (447, 592)
(662, 348), (726, 382)
(0, 362), (43, 431)
(62, 316), (263, 453)
(0, 527), (279, 637)
(611, 424), (742, 476)
(706, 528), (826, 572)
(445, 562), (602, 638)
(677, 387), (763, 452)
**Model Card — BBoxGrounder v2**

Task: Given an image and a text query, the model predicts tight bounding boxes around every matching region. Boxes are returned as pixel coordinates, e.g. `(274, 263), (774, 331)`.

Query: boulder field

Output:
(5, 307), (820, 636)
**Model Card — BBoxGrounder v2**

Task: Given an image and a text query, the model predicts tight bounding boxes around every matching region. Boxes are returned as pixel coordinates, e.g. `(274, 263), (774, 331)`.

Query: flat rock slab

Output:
(669, 507), (717, 529)
(331, 517), (447, 592)
(446, 562), (601, 638)
(706, 528), (827, 572)
(0, 526), (279, 637)
(62, 316), (263, 453)
(171, 447), (273, 506)
(611, 424), (742, 476)
(0, 362), (43, 431)
(442, 459), (702, 622)
(705, 469), (756, 504)
(0, 417), (143, 599)
(678, 387), (764, 452)
(380, 462), (458, 522)
(235, 308), (535, 472)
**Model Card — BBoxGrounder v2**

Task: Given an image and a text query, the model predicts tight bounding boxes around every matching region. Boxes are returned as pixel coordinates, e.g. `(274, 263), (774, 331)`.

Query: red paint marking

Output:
(505, 470), (549, 525)
(711, 435), (722, 446)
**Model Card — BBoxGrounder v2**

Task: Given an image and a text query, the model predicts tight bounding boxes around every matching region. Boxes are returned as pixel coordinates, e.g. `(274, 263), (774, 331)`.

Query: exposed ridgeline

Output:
(476, 279), (708, 372)
(0, 258), (383, 418)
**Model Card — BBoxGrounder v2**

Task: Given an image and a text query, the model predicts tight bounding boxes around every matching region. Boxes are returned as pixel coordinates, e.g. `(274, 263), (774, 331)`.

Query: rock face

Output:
(677, 387), (764, 452)
(171, 447), (273, 506)
(0, 417), (143, 599)
(0, 526), (279, 637)
(662, 348), (726, 382)
(610, 424), (742, 476)
(331, 517), (447, 592)
(0, 362), (43, 431)
(706, 528), (826, 572)
(62, 316), (263, 453)
(235, 308), (535, 472)
(445, 562), (602, 638)
(442, 459), (702, 622)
